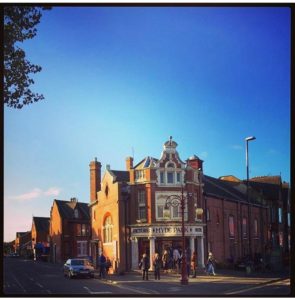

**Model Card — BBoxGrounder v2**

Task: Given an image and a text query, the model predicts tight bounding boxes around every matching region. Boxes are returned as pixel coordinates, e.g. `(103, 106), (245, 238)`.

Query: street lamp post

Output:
(245, 136), (256, 258)
(164, 186), (191, 285)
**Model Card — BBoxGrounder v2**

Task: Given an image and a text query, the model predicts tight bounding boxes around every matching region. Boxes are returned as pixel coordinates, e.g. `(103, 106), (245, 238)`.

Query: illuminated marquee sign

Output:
(131, 225), (203, 237)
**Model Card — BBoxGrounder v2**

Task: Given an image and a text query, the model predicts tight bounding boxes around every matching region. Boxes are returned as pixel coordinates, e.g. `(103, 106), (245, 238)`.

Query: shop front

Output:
(130, 224), (205, 270)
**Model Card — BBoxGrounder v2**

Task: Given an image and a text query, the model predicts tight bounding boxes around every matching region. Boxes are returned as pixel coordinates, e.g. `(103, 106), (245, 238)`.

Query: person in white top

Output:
(173, 248), (181, 273)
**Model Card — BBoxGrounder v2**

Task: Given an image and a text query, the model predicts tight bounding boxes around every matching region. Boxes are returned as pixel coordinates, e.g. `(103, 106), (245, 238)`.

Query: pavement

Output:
(93, 266), (291, 284)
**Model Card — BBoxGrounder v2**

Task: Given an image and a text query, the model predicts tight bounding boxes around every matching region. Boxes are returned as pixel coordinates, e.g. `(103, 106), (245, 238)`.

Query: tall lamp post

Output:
(164, 186), (192, 285)
(245, 136), (256, 257)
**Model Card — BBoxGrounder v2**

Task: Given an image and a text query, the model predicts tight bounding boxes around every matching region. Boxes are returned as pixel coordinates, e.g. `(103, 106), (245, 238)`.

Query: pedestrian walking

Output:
(140, 253), (150, 280)
(191, 251), (198, 278)
(206, 252), (216, 276)
(153, 253), (161, 280)
(162, 249), (169, 273)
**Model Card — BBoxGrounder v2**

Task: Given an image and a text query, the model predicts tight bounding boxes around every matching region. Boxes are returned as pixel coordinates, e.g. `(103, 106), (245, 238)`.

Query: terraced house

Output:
(49, 198), (91, 263)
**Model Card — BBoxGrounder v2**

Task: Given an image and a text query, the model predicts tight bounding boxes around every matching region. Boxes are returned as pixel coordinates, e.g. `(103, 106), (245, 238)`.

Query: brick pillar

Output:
(89, 158), (101, 203)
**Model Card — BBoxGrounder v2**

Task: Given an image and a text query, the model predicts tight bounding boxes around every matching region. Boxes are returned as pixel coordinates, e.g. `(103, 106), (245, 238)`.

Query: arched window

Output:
(103, 216), (113, 243)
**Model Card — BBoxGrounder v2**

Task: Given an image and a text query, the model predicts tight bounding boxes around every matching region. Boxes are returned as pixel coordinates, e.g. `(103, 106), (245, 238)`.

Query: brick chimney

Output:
(89, 157), (101, 203)
(126, 156), (134, 171)
(187, 155), (204, 171)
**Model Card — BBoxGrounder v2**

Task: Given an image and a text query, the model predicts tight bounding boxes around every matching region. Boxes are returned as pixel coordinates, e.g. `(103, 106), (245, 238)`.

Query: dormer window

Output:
(157, 161), (183, 185)
(74, 209), (79, 219)
(135, 170), (145, 181)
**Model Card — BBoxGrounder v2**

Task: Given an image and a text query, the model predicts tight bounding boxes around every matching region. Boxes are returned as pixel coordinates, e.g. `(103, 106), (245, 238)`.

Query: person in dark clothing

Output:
(153, 253), (161, 280)
(99, 252), (106, 278)
(105, 257), (111, 275)
(140, 253), (150, 280)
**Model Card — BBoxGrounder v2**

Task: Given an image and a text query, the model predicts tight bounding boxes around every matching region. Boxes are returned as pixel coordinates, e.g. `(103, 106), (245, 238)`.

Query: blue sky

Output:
(4, 6), (291, 242)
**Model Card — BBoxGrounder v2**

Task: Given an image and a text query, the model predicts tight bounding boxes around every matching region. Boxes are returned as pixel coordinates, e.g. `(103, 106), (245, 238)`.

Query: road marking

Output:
(225, 278), (290, 295)
(10, 273), (26, 293)
(98, 278), (159, 294)
(35, 282), (44, 288)
(83, 286), (112, 294)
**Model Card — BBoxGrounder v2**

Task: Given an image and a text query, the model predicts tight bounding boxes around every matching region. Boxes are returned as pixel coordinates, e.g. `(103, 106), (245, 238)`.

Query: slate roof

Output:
(33, 217), (50, 232)
(246, 180), (288, 203)
(110, 170), (130, 182)
(133, 156), (159, 169)
(203, 175), (247, 203)
(54, 200), (90, 220)
(204, 175), (289, 205)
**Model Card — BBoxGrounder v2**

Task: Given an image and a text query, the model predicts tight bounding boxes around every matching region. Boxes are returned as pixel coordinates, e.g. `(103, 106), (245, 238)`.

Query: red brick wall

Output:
(205, 195), (268, 264)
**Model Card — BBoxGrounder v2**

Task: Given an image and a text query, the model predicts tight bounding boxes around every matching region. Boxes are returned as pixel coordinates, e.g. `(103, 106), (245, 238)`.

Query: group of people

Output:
(97, 249), (216, 281)
(161, 247), (197, 276)
(139, 247), (200, 280)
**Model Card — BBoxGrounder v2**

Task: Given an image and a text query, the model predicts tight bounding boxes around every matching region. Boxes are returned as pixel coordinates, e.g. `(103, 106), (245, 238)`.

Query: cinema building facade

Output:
(89, 138), (290, 274)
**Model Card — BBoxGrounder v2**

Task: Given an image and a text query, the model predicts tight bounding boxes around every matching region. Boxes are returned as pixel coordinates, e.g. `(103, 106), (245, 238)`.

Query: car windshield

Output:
(71, 259), (86, 266)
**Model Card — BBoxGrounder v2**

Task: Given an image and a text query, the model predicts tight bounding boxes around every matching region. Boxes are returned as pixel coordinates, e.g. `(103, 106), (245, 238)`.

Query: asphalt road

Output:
(3, 257), (291, 296)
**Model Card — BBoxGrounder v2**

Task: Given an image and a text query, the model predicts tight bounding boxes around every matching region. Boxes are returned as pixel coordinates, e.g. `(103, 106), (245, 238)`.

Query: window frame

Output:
(137, 190), (146, 221)
(76, 241), (88, 257)
(253, 218), (258, 237)
(228, 215), (235, 238)
(242, 217), (247, 238)
(103, 216), (113, 244)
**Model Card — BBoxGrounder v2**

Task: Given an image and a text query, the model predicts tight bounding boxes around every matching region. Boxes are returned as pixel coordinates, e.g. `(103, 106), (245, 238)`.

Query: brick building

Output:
(31, 216), (50, 260)
(89, 160), (130, 273)
(14, 232), (26, 254)
(49, 198), (91, 263)
(89, 138), (290, 272)
(203, 175), (269, 266)
(18, 231), (32, 258)
(90, 138), (205, 272)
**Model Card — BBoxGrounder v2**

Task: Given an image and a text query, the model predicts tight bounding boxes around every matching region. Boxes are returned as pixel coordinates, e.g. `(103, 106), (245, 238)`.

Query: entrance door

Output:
(138, 239), (149, 258)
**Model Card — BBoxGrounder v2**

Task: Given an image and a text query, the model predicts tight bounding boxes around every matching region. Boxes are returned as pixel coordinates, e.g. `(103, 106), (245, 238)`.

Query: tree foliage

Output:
(4, 6), (50, 109)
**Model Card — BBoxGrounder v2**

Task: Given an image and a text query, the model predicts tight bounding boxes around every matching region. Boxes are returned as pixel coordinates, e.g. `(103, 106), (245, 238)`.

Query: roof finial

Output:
(169, 136), (172, 145)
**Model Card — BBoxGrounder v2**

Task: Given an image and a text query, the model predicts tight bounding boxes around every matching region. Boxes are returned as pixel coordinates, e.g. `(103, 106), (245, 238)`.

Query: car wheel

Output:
(68, 271), (72, 279)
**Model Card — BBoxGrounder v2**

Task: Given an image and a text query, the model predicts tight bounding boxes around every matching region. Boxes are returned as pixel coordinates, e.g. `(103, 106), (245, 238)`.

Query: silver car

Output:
(63, 258), (95, 279)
